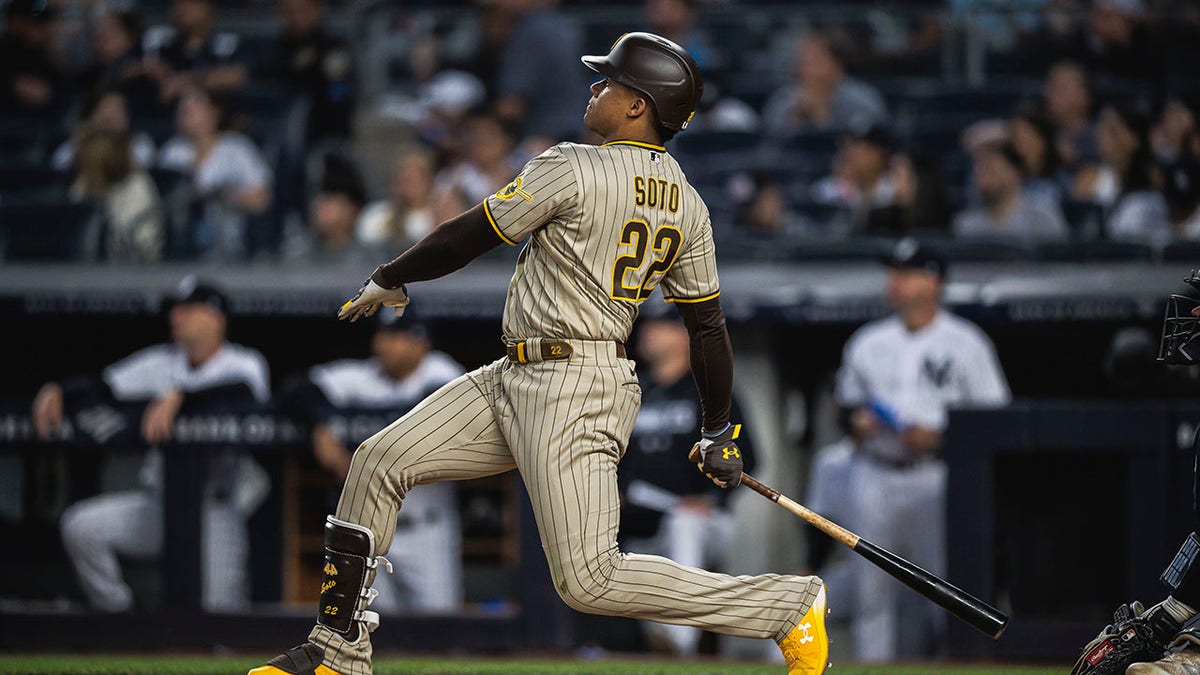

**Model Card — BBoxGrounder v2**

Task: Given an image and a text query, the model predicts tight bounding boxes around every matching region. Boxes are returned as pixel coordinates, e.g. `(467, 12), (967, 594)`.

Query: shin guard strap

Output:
(1163, 533), (1200, 593)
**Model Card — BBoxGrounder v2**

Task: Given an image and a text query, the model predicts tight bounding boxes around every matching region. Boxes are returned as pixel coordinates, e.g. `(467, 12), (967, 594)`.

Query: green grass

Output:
(0, 655), (1063, 675)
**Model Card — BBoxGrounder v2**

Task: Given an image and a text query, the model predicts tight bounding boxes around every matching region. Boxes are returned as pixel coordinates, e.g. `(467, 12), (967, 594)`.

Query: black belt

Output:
(506, 339), (626, 364)
(865, 452), (936, 470)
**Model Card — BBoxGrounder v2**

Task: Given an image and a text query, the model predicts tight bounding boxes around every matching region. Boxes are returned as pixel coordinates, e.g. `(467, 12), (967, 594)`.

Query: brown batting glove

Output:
(688, 423), (744, 488)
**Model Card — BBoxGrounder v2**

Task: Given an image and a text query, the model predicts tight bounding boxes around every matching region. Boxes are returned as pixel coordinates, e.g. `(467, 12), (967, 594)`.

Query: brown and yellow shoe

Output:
(248, 643), (342, 675)
(778, 585), (830, 675)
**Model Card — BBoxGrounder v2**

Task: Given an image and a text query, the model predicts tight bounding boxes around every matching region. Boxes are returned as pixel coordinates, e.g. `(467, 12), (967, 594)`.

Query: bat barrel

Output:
(854, 538), (1008, 639)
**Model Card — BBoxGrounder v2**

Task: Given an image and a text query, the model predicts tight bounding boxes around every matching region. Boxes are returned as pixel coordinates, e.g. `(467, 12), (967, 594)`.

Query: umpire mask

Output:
(1160, 271), (1200, 364)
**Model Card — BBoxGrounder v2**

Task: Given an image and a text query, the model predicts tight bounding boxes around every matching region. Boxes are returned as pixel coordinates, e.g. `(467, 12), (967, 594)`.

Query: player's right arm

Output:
(341, 146), (577, 322)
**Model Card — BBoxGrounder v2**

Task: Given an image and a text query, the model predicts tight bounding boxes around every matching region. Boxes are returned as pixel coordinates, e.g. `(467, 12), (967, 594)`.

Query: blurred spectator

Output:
(283, 153), (374, 265)
(258, 0), (354, 142)
(1010, 108), (1065, 207)
(1083, 0), (1159, 83)
(812, 125), (896, 231)
(762, 35), (887, 136)
(281, 311), (465, 611)
(52, 88), (157, 171)
(864, 152), (953, 238)
(619, 313), (753, 656)
(141, 0), (247, 104)
(1075, 104), (1169, 244)
(82, 10), (145, 95)
(358, 146), (445, 253)
(491, 0), (584, 146)
(0, 0), (65, 111)
(808, 241), (1009, 661)
(1152, 98), (1197, 165)
(401, 70), (488, 162)
(1043, 61), (1098, 166)
(158, 87), (272, 260)
(644, 0), (720, 73)
(954, 141), (1069, 242)
(70, 128), (164, 263)
(37, 279), (270, 612)
(435, 112), (519, 213)
(736, 174), (804, 238)
(1165, 154), (1200, 239)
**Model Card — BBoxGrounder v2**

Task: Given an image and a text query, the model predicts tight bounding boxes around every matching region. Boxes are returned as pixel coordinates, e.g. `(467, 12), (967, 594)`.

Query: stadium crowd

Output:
(2, 0), (1200, 263)
(5, 0), (1200, 665)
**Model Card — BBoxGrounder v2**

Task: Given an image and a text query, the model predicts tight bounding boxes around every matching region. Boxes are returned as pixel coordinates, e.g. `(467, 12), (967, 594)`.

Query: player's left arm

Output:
(662, 212), (743, 487)
(340, 146), (577, 322)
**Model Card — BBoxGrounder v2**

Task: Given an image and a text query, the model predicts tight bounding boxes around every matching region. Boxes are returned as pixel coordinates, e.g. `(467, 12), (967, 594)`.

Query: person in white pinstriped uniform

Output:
(252, 33), (830, 675)
(32, 278), (271, 612)
(806, 239), (1010, 662)
(287, 311), (464, 612)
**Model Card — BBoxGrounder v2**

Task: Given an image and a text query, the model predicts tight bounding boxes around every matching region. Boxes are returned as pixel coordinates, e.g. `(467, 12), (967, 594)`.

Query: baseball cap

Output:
(163, 275), (229, 315)
(318, 154), (367, 208)
(885, 238), (945, 279)
(845, 123), (895, 153)
(6, 0), (57, 20)
(375, 309), (430, 340)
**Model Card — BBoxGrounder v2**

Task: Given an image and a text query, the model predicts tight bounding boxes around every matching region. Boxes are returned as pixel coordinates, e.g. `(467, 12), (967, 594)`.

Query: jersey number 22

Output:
(611, 219), (683, 301)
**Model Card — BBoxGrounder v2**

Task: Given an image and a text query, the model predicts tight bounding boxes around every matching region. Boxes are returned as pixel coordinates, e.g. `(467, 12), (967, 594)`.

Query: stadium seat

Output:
(0, 199), (100, 261)
(1035, 240), (1155, 262)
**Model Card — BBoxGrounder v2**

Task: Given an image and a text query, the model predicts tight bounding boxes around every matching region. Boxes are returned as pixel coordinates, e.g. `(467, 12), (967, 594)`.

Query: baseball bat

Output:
(739, 471), (1009, 639)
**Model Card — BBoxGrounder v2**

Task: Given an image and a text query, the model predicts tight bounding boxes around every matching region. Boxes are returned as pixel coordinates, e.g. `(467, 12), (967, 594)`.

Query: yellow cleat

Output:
(778, 585), (830, 674)
(248, 643), (343, 675)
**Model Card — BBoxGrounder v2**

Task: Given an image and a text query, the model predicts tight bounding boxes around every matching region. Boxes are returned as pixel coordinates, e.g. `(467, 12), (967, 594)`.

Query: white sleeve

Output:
(243, 350), (271, 402)
(962, 331), (1011, 407)
(102, 346), (171, 400)
(834, 336), (869, 407)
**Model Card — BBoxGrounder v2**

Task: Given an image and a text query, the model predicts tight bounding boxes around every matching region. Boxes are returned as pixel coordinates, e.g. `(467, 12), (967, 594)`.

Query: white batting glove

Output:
(338, 278), (410, 323)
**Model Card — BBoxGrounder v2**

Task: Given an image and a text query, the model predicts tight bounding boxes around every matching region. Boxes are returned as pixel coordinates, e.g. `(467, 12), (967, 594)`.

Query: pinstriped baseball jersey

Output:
(484, 140), (718, 343)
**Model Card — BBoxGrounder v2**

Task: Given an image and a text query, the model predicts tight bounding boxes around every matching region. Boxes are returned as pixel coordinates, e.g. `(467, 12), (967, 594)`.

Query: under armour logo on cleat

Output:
(798, 621), (815, 644)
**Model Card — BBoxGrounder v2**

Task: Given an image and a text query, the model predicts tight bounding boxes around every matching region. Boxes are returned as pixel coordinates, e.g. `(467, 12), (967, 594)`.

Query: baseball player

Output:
(33, 278), (271, 612)
(282, 311), (465, 611)
(1071, 271), (1200, 675)
(812, 240), (1010, 662)
(620, 312), (756, 656)
(251, 33), (828, 675)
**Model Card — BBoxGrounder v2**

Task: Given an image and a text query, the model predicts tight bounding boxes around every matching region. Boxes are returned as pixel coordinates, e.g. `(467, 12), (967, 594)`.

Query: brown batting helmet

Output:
(581, 32), (703, 132)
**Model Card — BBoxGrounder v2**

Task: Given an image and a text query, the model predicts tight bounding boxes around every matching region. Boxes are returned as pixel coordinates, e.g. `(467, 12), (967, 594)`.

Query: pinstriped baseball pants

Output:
(309, 342), (823, 674)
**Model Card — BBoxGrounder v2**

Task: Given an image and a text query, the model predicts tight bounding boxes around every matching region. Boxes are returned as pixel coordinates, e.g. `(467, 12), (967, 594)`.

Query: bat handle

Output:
(740, 473), (861, 548)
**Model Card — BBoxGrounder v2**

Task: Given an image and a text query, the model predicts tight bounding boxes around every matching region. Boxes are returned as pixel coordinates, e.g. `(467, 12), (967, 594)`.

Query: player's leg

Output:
(900, 460), (948, 658)
(253, 365), (515, 675)
(502, 356), (825, 654)
(200, 494), (250, 612)
(647, 505), (735, 655)
(60, 490), (162, 612)
(379, 483), (463, 611)
(845, 457), (900, 662)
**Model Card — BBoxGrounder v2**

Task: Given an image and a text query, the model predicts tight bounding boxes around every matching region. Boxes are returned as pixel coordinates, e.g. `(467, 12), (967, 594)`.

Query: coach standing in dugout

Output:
(280, 311), (465, 612)
(619, 312), (756, 656)
(805, 240), (1010, 662)
(32, 278), (271, 613)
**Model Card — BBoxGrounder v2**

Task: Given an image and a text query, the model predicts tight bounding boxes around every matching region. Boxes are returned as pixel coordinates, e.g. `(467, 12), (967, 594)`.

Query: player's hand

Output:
(688, 423), (744, 488)
(32, 382), (65, 440)
(142, 388), (183, 445)
(338, 274), (409, 323)
(849, 408), (881, 440)
(901, 425), (941, 455)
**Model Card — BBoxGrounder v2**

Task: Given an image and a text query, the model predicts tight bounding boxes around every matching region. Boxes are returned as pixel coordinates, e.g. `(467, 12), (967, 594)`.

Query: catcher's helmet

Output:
(1160, 270), (1200, 363)
(581, 32), (703, 132)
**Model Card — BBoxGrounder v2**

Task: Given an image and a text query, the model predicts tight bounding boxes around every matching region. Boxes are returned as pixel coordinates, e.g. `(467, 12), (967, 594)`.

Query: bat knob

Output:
(688, 443), (701, 463)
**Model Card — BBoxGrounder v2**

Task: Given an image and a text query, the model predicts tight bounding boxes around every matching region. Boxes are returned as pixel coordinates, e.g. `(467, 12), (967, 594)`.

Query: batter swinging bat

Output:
(740, 471), (1009, 639)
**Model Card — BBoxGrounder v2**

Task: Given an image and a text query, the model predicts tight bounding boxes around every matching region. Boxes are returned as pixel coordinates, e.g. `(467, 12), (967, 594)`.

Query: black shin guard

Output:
(317, 516), (388, 642)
